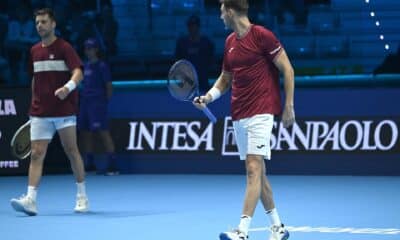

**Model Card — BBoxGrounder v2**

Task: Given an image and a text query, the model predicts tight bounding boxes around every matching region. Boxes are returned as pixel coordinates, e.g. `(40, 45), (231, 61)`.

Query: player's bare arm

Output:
(273, 49), (295, 128)
(208, 71), (232, 100)
(55, 68), (83, 100)
(193, 71), (232, 109)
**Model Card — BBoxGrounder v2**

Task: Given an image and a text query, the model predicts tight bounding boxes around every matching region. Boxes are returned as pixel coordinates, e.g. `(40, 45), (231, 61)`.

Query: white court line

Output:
(250, 226), (400, 235)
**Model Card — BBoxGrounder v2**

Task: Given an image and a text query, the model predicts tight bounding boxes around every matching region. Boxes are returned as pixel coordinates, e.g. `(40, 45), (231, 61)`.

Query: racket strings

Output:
(168, 61), (199, 101)
(11, 123), (31, 159)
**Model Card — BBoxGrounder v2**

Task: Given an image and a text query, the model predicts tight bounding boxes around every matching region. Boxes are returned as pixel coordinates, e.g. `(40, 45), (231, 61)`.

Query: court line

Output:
(250, 226), (400, 235)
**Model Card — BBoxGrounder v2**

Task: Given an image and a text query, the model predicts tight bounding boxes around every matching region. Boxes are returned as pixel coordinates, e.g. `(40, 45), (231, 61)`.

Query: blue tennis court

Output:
(1, 174), (399, 240)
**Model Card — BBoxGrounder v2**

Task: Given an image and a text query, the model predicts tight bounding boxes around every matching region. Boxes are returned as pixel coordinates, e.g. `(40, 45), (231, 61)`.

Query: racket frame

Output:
(10, 120), (31, 160)
(167, 59), (217, 123)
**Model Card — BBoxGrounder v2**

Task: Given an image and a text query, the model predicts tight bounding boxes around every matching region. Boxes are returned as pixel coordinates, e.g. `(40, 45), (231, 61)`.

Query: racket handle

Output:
(202, 107), (217, 123)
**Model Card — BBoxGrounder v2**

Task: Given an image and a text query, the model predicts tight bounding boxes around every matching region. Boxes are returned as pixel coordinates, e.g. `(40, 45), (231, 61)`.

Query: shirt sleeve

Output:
(63, 42), (83, 71)
(258, 27), (282, 62)
(222, 36), (232, 73)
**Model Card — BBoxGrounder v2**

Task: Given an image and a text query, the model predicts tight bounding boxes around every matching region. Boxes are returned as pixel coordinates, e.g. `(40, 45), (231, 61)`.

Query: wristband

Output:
(64, 80), (77, 92)
(208, 87), (221, 102)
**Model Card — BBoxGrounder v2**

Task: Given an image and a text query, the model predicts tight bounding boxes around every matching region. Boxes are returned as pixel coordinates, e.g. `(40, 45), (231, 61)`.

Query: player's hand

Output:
(54, 87), (70, 100)
(193, 95), (211, 110)
(282, 105), (295, 128)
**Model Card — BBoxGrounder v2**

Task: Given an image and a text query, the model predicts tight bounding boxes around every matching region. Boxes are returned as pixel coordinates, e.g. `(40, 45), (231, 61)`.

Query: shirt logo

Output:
(49, 54), (55, 59)
(229, 47), (234, 53)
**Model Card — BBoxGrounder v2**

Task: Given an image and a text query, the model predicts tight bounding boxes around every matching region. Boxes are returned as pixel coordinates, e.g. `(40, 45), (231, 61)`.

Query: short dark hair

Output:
(220, 0), (249, 15)
(34, 8), (56, 22)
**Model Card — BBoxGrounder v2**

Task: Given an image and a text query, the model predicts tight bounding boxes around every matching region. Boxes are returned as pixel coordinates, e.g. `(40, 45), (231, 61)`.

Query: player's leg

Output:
(243, 154), (264, 213)
(220, 117), (262, 240)
(221, 156), (264, 240)
(260, 161), (289, 240)
(28, 140), (50, 188)
(260, 161), (275, 211)
(56, 116), (89, 212)
(11, 117), (54, 216)
(259, 115), (276, 211)
(238, 153), (264, 233)
(58, 125), (85, 182)
(237, 115), (274, 237)
(258, 115), (289, 240)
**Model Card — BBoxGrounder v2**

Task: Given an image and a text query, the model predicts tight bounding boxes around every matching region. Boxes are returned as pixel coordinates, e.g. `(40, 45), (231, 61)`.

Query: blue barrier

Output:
(113, 74), (400, 89)
(107, 74), (400, 175)
(1, 74), (399, 175)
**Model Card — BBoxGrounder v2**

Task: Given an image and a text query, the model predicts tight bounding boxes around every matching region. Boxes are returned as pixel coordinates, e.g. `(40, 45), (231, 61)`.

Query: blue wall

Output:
(1, 75), (399, 175)
(107, 75), (400, 175)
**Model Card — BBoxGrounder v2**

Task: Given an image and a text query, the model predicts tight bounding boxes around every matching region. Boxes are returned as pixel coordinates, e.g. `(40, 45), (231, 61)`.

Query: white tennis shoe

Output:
(74, 195), (89, 213)
(11, 195), (38, 216)
(269, 224), (290, 240)
(219, 230), (248, 240)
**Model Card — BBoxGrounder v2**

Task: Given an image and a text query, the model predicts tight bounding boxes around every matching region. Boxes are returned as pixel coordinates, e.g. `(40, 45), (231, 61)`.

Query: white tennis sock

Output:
(27, 186), (37, 201)
(267, 208), (282, 226)
(238, 215), (252, 235)
(76, 182), (87, 197)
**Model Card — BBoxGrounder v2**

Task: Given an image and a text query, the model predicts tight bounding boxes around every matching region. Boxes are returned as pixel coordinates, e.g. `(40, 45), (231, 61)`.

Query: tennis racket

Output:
(167, 59), (217, 123)
(10, 120), (31, 159)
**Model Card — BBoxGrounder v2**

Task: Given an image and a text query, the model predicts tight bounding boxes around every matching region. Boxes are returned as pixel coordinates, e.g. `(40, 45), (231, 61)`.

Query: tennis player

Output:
(10, 8), (89, 216)
(194, 1), (295, 239)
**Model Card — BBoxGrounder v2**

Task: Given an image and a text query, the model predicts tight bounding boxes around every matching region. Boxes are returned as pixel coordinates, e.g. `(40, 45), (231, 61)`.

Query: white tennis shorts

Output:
(233, 114), (274, 161)
(30, 116), (76, 141)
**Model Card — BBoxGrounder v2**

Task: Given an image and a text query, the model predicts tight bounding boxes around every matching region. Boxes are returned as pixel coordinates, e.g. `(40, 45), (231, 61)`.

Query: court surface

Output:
(1, 174), (399, 240)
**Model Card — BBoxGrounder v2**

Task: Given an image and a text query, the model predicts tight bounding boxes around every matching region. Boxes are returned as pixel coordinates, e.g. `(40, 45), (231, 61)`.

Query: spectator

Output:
(4, 4), (38, 86)
(53, 4), (73, 42)
(96, 3), (118, 57)
(175, 14), (215, 93)
(0, 14), (11, 86)
(78, 38), (118, 175)
(268, 0), (308, 26)
(0, 1), (8, 15)
(0, 56), (11, 86)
